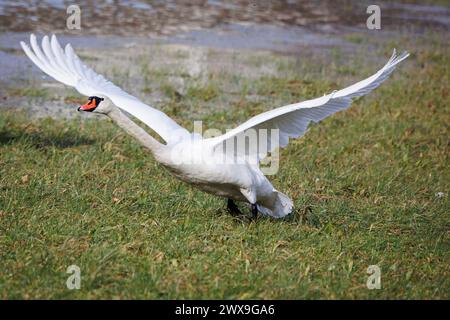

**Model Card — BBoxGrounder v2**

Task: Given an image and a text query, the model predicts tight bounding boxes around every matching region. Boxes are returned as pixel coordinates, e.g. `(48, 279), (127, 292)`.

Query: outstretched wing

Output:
(20, 34), (189, 143)
(206, 50), (409, 163)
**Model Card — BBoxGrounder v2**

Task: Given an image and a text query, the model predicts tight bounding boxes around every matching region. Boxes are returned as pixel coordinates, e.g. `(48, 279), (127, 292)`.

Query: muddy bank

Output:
(0, 0), (449, 36)
(0, 0), (448, 120)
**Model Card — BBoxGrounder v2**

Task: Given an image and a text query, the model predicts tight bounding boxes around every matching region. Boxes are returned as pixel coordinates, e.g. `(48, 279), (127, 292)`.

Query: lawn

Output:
(0, 33), (448, 299)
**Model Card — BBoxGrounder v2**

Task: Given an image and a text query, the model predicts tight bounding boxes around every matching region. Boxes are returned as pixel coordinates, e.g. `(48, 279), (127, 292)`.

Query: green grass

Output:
(186, 84), (218, 102)
(7, 87), (50, 99)
(0, 39), (449, 299)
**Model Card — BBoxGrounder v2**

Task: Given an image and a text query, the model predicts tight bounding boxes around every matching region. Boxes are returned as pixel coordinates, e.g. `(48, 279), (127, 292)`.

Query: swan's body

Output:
(162, 152), (292, 216)
(108, 104), (292, 217)
(21, 34), (409, 218)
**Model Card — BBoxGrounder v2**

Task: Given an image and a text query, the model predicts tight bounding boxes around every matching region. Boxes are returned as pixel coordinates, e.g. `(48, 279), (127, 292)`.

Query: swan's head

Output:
(78, 96), (113, 114)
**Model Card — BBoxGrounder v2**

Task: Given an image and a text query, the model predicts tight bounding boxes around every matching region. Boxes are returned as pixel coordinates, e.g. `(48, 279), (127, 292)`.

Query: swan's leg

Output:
(227, 199), (242, 215)
(239, 187), (258, 221)
(251, 204), (258, 221)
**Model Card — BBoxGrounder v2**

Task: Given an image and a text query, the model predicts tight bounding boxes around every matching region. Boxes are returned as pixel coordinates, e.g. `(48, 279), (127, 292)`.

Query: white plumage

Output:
(21, 34), (189, 143)
(20, 34), (409, 218)
(206, 50), (409, 162)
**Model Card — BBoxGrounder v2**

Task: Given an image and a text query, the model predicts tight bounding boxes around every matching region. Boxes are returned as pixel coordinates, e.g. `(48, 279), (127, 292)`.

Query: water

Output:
(0, 0), (448, 36)
(0, 0), (448, 85)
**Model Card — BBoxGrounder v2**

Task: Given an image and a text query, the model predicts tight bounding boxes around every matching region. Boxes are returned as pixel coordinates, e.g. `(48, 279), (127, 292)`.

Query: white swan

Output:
(20, 34), (409, 219)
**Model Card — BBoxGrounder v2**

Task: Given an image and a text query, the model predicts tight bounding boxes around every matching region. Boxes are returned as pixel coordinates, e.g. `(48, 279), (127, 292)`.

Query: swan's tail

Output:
(257, 190), (293, 218)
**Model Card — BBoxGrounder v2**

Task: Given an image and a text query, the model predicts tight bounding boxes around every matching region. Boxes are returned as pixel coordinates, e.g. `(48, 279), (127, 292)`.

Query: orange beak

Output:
(78, 98), (96, 111)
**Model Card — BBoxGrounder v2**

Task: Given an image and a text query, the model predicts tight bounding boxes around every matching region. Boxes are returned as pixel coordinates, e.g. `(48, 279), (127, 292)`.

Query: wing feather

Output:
(64, 44), (80, 76)
(30, 34), (56, 75)
(21, 34), (189, 143)
(207, 50), (409, 163)
(51, 35), (72, 76)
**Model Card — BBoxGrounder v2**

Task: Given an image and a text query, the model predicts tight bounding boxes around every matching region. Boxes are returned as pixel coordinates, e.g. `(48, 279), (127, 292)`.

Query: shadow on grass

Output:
(283, 206), (322, 228)
(216, 203), (322, 227)
(0, 129), (95, 149)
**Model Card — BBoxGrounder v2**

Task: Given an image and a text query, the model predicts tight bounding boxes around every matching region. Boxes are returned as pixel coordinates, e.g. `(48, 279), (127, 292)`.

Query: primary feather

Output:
(21, 34), (189, 143)
(206, 50), (410, 162)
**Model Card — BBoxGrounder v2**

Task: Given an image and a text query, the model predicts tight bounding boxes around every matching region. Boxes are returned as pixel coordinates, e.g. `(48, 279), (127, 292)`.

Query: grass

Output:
(7, 87), (50, 99)
(0, 35), (449, 299)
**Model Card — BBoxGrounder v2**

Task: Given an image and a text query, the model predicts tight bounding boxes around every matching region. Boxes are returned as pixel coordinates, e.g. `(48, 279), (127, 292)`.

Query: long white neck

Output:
(107, 107), (165, 156)
(111, 95), (188, 143)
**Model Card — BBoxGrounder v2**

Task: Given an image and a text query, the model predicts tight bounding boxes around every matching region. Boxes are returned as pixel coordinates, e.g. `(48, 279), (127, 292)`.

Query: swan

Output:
(20, 34), (409, 220)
